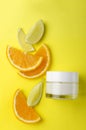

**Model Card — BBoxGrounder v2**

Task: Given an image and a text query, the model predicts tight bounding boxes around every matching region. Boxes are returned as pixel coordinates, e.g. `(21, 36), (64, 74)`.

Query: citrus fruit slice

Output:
(17, 28), (34, 52)
(7, 46), (43, 71)
(19, 44), (51, 78)
(13, 89), (41, 123)
(27, 80), (43, 107)
(25, 20), (44, 44)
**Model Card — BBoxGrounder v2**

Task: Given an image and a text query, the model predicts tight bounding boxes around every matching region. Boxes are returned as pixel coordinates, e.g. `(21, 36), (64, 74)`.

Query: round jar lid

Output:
(46, 71), (79, 83)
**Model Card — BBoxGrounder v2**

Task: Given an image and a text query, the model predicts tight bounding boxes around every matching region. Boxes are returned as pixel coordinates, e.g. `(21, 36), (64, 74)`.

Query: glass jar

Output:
(46, 71), (79, 99)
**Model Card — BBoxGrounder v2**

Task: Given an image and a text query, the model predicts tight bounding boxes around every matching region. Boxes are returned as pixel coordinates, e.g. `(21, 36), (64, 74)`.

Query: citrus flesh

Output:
(27, 81), (43, 107)
(7, 46), (43, 71)
(25, 20), (44, 44)
(13, 89), (41, 123)
(17, 28), (34, 52)
(19, 44), (51, 78)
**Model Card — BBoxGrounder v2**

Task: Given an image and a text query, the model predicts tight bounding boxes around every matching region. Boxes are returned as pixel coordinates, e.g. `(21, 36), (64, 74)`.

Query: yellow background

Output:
(0, 0), (86, 130)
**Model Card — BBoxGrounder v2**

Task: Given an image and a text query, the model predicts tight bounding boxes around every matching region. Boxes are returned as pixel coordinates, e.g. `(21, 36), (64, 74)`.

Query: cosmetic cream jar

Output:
(46, 71), (79, 99)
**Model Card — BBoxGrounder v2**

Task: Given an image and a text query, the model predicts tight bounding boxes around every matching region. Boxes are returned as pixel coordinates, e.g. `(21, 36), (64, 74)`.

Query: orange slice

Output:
(13, 89), (41, 123)
(7, 46), (43, 71)
(19, 44), (51, 78)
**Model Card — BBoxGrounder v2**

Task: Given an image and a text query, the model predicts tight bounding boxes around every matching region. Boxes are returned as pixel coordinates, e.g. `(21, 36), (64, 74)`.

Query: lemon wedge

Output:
(27, 80), (43, 107)
(17, 28), (35, 52)
(25, 20), (44, 44)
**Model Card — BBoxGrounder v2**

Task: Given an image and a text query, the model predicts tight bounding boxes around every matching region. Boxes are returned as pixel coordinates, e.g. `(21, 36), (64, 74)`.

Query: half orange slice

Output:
(19, 44), (51, 78)
(13, 89), (41, 123)
(7, 46), (43, 71)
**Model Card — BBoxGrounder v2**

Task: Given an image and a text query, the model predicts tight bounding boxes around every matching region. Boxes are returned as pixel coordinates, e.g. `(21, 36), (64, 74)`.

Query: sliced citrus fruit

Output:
(17, 28), (34, 52)
(13, 89), (41, 123)
(25, 20), (44, 44)
(7, 46), (43, 71)
(27, 80), (43, 107)
(19, 44), (51, 78)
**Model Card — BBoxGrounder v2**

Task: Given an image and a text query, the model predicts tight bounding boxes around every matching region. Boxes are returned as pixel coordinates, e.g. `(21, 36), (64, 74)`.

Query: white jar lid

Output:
(46, 71), (79, 83)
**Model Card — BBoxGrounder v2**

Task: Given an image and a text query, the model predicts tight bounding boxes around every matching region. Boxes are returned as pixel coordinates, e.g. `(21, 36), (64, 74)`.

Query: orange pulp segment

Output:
(19, 44), (51, 78)
(7, 46), (43, 71)
(13, 89), (41, 123)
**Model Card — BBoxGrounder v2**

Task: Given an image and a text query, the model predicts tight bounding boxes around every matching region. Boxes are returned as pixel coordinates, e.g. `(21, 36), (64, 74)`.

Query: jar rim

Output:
(46, 71), (79, 83)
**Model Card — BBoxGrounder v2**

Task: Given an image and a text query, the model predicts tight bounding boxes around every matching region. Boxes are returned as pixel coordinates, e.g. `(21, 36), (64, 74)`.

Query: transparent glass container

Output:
(46, 71), (79, 99)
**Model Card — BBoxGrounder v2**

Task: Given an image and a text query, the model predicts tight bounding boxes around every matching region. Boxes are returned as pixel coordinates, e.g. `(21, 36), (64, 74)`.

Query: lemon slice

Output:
(17, 28), (35, 52)
(27, 81), (43, 107)
(25, 20), (44, 44)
